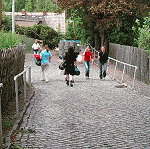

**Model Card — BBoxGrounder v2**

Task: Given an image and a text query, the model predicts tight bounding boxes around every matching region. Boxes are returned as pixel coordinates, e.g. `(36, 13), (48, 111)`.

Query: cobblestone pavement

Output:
(13, 53), (150, 148)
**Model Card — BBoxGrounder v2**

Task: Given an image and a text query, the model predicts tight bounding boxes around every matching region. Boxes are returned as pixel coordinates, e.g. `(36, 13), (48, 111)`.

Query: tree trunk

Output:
(94, 32), (101, 51)
(100, 30), (109, 54)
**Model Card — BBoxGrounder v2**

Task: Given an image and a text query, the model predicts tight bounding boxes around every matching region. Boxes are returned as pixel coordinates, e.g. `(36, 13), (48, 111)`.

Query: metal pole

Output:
(15, 79), (18, 114)
(0, 83), (3, 147)
(133, 67), (137, 88)
(23, 72), (26, 101)
(29, 66), (31, 91)
(113, 61), (117, 80)
(12, 0), (15, 34)
(121, 64), (126, 83)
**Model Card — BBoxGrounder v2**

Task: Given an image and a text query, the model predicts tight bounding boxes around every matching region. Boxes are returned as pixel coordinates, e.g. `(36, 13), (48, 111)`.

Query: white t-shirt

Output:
(32, 43), (40, 50)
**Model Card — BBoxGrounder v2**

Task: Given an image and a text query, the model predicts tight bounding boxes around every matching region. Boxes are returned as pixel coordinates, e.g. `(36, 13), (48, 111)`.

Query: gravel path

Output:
(12, 52), (150, 148)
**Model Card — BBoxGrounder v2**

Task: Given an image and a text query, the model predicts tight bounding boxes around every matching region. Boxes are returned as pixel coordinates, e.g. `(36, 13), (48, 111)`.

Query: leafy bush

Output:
(0, 29), (21, 50)
(36, 24), (59, 49)
(15, 24), (25, 35)
(133, 12), (150, 54)
(1, 14), (12, 32)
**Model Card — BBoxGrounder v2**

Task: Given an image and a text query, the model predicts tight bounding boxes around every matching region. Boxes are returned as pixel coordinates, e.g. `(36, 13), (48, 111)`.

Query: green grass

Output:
(0, 29), (34, 53)
(0, 29), (22, 50)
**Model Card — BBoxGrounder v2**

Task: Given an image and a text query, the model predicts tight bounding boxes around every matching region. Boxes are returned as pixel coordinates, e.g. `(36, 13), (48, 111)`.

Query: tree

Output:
(57, 0), (149, 52)
(25, 0), (33, 12)
(2, 0), (12, 12)
(15, 0), (26, 12)
(133, 12), (150, 54)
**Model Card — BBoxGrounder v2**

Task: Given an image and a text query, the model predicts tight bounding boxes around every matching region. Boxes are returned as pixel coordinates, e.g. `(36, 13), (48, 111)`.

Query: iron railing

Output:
(86, 42), (138, 88)
(14, 65), (31, 114)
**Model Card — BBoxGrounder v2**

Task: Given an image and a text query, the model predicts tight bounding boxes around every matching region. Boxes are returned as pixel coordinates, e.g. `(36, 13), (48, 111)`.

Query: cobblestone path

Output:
(13, 53), (150, 149)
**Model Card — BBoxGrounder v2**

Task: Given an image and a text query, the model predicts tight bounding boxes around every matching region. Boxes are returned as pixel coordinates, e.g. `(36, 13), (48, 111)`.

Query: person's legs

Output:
(45, 63), (50, 81)
(70, 75), (74, 87)
(99, 62), (102, 79)
(87, 61), (90, 78)
(84, 60), (90, 78)
(41, 63), (45, 80)
(66, 74), (69, 85)
(103, 63), (107, 78)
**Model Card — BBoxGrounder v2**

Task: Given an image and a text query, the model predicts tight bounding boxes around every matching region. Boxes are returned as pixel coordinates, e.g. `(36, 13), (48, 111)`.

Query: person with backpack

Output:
(40, 45), (52, 83)
(98, 46), (109, 79)
(82, 46), (94, 79)
(63, 46), (77, 87)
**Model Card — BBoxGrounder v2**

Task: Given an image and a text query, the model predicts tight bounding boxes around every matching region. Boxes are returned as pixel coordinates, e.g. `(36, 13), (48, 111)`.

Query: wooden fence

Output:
(0, 45), (26, 108)
(109, 43), (149, 84)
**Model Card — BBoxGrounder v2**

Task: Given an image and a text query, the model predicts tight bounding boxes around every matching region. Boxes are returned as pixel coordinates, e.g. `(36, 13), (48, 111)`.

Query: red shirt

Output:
(84, 51), (93, 61)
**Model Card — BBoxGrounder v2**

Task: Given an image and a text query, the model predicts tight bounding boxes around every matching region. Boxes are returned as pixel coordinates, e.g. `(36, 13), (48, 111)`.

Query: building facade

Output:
(2, 10), (66, 34)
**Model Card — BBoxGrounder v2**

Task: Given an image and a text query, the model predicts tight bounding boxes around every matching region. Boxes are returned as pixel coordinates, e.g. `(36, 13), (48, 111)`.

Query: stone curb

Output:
(2, 89), (35, 149)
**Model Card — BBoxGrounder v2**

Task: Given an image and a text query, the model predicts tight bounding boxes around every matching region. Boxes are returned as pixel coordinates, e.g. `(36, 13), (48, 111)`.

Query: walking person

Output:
(40, 45), (52, 83)
(31, 39), (41, 54)
(98, 46), (109, 79)
(63, 46), (77, 87)
(31, 39), (41, 64)
(82, 46), (94, 79)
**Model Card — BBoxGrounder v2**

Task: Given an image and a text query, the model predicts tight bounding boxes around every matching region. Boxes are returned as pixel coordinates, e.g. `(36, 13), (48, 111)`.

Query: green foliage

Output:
(25, 0), (33, 12)
(15, 25), (26, 35)
(65, 21), (74, 40)
(1, 14), (12, 31)
(0, 29), (21, 50)
(133, 12), (150, 54)
(1, 0), (60, 12)
(15, 0), (26, 12)
(1, 0), (12, 12)
(37, 24), (59, 49)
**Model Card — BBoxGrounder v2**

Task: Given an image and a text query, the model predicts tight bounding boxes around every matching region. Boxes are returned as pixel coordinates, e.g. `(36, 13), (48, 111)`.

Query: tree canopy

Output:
(57, 0), (149, 50)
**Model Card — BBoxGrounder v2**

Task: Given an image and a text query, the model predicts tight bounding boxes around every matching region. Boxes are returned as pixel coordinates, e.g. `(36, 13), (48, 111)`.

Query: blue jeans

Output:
(84, 60), (90, 77)
(99, 62), (107, 77)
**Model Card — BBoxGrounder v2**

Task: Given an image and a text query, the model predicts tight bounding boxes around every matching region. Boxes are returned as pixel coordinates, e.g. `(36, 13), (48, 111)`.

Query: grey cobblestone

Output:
(12, 53), (150, 148)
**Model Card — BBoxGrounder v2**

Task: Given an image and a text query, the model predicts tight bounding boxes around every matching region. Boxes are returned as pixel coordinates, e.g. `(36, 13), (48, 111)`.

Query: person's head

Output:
(35, 39), (38, 44)
(45, 45), (49, 51)
(68, 46), (74, 54)
(86, 46), (90, 52)
(101, 46), (105, 52)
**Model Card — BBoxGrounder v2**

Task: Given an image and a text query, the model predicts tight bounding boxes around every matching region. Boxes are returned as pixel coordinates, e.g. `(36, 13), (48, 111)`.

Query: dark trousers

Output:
(99, 62), (107, 77)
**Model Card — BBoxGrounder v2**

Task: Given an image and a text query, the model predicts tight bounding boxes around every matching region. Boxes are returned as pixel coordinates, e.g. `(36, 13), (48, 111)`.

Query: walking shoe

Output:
(70, 80), (73, 87)
(100, 75), (102, 79)
(66, 80), (69, 85)
(41, 79), (45, 81)
(103, 70), (106, 78)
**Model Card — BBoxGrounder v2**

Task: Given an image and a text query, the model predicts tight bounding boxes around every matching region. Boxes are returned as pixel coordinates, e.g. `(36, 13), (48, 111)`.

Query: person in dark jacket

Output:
(98, 46), (109, 79)
(64, 46), (77, 87)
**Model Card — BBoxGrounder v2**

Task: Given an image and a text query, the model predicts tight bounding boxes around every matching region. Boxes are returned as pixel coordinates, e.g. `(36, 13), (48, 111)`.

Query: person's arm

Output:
(40, 52), (42, 60)
(91, 52), (94, 65)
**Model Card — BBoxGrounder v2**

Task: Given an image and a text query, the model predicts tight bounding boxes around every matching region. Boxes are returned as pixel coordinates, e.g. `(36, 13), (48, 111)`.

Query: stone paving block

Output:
(12, 54), (150, 148)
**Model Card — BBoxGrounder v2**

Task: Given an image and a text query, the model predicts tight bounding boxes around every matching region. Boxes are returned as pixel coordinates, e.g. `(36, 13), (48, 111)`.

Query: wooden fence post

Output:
(0, 83), (3, 147)
(149, 56), (150, 85)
